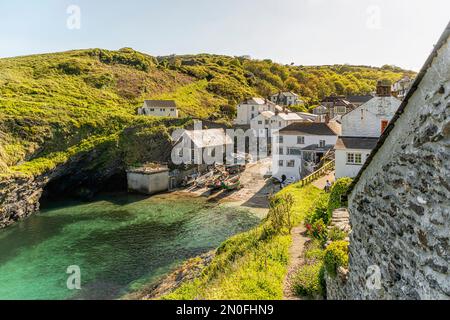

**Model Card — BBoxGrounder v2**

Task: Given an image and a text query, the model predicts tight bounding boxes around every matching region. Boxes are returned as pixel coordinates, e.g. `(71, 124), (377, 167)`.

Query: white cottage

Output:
(272, 122), (341, 182)
(234, 97), (283, 125)
(335, 82), (401, 179)
(270, 92), (304, 106)
(174, 128), (233, 165)
(138, 100), (179, 118)
(270, 112), (304, 134)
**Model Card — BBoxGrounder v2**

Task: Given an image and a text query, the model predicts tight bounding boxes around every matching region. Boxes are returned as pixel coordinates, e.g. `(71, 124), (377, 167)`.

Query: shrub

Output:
(305, 193), (330, 224)
(263, 194), (294, 237)
(324, 241), (349, 277)
(292, 262), (326, 298)
(57, 61), (83, 75)
(327, 227), (347, 242)
(306, 219), (327, 244)
(327, 178), (353, 217)
(304, 248), (325, 263)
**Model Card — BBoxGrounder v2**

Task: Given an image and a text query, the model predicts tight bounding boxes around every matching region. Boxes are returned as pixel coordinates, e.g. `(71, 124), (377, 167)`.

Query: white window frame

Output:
(347, 152), (363, 165)
(297, 136), (305, 145)
(287, 160), (295, 168)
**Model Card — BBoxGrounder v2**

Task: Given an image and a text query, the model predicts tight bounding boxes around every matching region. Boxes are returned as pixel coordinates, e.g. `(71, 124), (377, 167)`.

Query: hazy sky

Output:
(0, 0), (449, 71)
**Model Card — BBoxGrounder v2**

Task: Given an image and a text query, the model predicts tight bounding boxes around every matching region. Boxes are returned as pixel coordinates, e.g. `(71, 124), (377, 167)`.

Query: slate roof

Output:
(144, 100), (177, 109)
(276, 112), (303, 121)
(346, 95), (375, 104)
(335, 137), (380, 150)
(182, 129), (233, 148)
(278, 122), (341, 136)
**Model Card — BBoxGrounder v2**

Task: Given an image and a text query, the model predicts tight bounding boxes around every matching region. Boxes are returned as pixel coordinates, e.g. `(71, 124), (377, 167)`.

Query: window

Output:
(252, 106), (255, 111)
(278, 147), (284, 155)
(287, 160), (295, 167)
(336, 106), (347, 114)
(171, 109), (175, 112)
(319, 140), (326, 148)
(347, 153), (355, 164)
(381, 120), (389, 134)
(278, 136), (284, 143)
(297, 136), (305, 144)
(149, 108), (155, 112)
(279, 122), (282, 127)
(279, 160), (284, 167)
(258, 121), (263, 125)
(347, 153), (363, 165)
(361, 109), (364, 120)
(265, 120), (269, 125)
(287, 148), (302, 155)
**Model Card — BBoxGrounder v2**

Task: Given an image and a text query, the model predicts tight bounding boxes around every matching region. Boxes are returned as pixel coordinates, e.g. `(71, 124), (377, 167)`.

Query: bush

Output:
(324, 241), (349, 277)
(306, 219), (327, 244)
(263, 194), (294, 237)
(306, 193), (330, 224)
(57, 61), (83, 75)
(304, 248), (325, 263)
(327, 227), (347, 242)
(292, 262), (326, 298)
(327, 178), (353, 217)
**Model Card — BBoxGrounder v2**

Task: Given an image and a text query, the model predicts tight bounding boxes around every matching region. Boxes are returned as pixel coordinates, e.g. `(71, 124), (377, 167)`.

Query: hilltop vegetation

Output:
(0, 48), (415, 177)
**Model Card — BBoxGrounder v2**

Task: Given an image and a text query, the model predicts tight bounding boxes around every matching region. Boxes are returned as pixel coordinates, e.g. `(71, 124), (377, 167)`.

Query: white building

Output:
(392, 76), (414, 100)
(270, 112), (304, 134)
(174, 128), (233, 165)
(270, 92), (304, 106)
(272, 122), (341, 182)
(250, 111), (275, 138)
(296, 112), (320, 122)
(234, 97), (283, 125)
(335, 82), (401, 179)
(138, 100), (179, 118)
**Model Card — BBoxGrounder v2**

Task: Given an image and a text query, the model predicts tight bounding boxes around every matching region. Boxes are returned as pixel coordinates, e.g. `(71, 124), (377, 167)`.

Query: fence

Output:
(297, 160), (335, 187)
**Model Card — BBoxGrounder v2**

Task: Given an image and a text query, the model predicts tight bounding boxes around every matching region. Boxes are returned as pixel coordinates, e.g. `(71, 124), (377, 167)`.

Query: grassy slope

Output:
(0, 48), (415, 178)
(163, 184), (326, 300)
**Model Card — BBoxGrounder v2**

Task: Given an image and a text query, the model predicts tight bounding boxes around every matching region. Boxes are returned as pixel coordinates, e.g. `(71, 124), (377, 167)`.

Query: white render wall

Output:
(127, 171), (169, 195)
(335, 149), (371, 179)
(341, 96), (400, 137)
(235, 101), (279, 125)
(138, 107), (178, 118)
(272, 133), (338, 181)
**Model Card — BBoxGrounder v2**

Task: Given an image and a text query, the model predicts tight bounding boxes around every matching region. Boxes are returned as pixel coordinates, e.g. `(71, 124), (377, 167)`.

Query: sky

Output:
(0, 0), (449, 71)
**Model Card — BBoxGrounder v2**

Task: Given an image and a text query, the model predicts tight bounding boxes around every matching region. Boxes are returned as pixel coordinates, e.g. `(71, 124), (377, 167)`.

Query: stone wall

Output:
(328, 34), (450, 300)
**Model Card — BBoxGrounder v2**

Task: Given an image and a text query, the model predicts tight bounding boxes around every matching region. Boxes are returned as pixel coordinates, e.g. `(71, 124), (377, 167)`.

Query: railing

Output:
(297, 160), (335, 187)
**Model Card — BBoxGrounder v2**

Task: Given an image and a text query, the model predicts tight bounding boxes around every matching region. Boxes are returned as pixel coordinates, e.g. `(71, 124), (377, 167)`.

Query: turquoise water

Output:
(0, 193), (261, 300)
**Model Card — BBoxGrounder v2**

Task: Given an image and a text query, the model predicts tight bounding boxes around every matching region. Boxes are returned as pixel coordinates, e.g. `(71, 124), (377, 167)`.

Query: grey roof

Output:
(346, 95), (374, 104)
(144, 100), (177, 109)
(278, 122), (340, 136)
(302, 144), (334, 152)
(335, 137), (379, 150)
(272, 91), (298, 98)
(347, 21), (450, 194)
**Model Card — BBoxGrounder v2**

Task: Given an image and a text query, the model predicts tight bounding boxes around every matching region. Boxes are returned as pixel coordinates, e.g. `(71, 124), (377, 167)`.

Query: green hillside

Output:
(0, 48), (415, 177)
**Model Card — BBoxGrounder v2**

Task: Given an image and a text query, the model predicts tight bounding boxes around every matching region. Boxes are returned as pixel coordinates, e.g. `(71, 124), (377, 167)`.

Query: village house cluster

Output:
(134, 79), (412, 192)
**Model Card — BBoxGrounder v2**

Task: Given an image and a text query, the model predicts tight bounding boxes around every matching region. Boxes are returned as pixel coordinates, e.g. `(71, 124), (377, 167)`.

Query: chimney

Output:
(325, 113), (330, 124)
(376, 80), (392, 97)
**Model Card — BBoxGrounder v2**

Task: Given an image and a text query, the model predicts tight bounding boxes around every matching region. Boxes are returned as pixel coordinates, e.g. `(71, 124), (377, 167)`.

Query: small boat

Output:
(221, 175), (242, 191)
